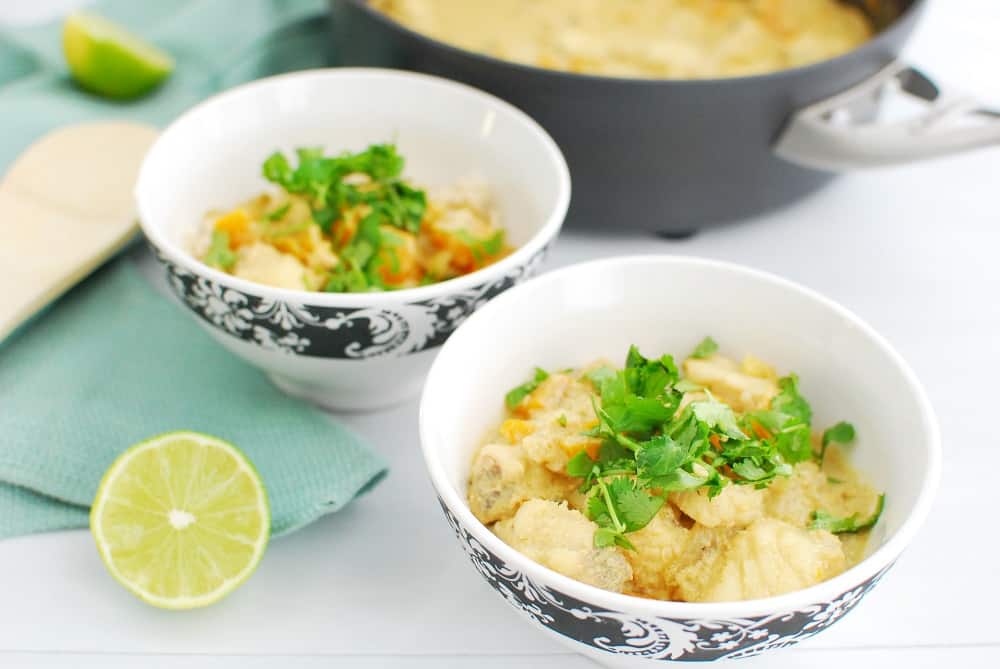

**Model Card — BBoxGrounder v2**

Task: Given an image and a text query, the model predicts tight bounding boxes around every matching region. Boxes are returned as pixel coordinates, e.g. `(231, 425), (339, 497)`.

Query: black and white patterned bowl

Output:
(419, 256), (941, 665)
(136, 69), (569, 410)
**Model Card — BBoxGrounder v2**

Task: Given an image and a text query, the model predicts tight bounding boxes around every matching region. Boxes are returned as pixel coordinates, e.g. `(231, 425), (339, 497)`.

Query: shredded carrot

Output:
(499, 419), (535, 443)
(751, 421), (772, 440)
(213, 209), (253, 248)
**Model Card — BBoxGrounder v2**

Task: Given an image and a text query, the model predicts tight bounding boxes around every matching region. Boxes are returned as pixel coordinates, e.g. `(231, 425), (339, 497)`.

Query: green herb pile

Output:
(508, 339), (882, 550)
(261, 144), (427, 292)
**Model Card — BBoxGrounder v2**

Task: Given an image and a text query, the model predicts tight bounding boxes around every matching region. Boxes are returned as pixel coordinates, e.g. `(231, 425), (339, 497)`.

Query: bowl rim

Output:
(342, 0), (924, 87)
(136, 67), (571, 307)
(419, 254), (942, 619)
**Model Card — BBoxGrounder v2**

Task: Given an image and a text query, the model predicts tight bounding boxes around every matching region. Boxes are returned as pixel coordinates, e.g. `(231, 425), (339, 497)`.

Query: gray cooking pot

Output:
(329, 0), (999, 233)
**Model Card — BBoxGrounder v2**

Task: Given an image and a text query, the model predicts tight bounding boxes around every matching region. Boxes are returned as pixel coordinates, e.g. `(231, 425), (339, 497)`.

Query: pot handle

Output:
(774, 62), (1000, 171)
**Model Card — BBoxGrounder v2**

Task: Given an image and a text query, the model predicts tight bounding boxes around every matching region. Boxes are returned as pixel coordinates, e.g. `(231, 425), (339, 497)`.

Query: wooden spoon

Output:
(0, 121), (159, 342)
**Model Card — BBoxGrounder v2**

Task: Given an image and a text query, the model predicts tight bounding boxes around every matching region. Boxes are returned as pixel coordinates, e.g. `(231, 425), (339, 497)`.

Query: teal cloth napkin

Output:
(0, 259), (387, 539)
(0, 0), (389, 539)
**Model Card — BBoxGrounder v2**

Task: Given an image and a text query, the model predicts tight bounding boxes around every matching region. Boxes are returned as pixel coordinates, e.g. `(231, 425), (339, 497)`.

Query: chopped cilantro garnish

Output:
(323, 263), (369, 293)
(745, 375), (815, 464)
(566, 449), (596, 480)
(261, 144), (428, 293)
(810, 494), (884, 533)
(504, 368), (549, 410)
(547, 342), (880, 549)
(690, 336), (719, 359)
(690, 395), (747, 440)
(262, 144), (425, 234)
(204, 230), (236, 270)
(584, 365), (616, 389)
(823, 421), (856, 447)
(821, 421), (856, 461)
(455, 229), (505, 263)
(673, 378), (702, 392)
(771, 374), (813, 425)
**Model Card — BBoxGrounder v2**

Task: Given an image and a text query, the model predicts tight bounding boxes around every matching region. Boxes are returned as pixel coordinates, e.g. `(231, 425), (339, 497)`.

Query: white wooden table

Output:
(2, 1), (999, 667)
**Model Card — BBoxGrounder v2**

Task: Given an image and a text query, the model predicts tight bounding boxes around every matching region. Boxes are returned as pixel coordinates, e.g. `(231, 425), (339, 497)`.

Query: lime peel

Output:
(63, 11), (174, 100)
(90, 431), (270, 610)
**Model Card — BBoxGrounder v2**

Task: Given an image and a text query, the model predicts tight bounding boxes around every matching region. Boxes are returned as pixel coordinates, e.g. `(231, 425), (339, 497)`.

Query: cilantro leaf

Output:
(690, 397), (747, 440)
(504, 368), (549, 410)
(595, 439), (634, 471)
(585, 366), (616, 390)
(651, 467), (712, 492)
(583, 476), (660, 550)
(636, 435), (686, 481)
(745, 409), (813, 464)
(775, 423), (813, 464)
(690, 336), (719, 359)
(262, 152), (293, 185)
(324, 263), (369, 293)
(593, 526), (620, 548)
(204, 230), (236, 270)
(597, 395), (677, 436)
(674, 379), (702, 393)
(588, 347), (681, 439)
(312, 207), (338, 233)
(592, 526), (635, 550)
(822, 421), (856, 448)
(566, 450), (596, 479)
(606, 478), (664, 531)
(771, 374), (813, 425)
(586, 494), (613, 529)
(731, 459), (769, 481)
(624, 345), (679, 398)
(809, 494), (885, 533)
(455, 229), (506, 263)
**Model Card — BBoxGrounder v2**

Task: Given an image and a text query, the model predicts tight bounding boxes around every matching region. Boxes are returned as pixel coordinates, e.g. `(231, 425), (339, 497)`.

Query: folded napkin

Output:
(0, 258), (387, 539)
(0, 0), (388, 540)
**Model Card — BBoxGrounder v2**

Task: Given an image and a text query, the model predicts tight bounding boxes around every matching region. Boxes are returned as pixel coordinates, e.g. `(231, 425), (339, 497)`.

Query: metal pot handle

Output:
(774, 62), (1000, 170)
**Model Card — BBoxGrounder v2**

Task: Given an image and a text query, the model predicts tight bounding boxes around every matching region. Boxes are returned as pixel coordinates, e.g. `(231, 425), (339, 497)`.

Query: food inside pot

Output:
(468, 340), (884, 602)
(192, 143), (510, 292)
(370, 0), (880, 79)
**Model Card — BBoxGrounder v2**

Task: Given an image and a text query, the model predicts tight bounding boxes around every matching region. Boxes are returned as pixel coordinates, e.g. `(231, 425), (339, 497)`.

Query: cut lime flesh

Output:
(90, 431), (270, 610)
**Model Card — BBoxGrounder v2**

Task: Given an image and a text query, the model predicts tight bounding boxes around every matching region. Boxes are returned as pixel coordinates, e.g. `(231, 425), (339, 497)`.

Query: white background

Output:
(2, 1), (999, 667)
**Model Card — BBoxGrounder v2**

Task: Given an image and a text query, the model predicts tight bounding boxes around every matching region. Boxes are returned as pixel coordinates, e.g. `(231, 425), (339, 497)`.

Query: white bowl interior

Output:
(423, 257), (936, 563)
(137, 69), (564, 253)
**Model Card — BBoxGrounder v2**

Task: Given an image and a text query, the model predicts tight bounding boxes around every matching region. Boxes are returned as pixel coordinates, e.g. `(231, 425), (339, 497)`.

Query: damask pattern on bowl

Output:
(157, 245), (548, 359)
(439, 500), (890, 663)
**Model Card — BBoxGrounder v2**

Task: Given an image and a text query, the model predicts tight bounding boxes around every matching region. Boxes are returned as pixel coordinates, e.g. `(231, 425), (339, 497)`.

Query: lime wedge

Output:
(90, 432), (270, 609)
(62, 11), (174, 100)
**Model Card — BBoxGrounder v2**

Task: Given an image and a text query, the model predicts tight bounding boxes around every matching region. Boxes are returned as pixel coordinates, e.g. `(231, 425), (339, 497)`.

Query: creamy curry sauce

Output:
(372, 0), (874, 79)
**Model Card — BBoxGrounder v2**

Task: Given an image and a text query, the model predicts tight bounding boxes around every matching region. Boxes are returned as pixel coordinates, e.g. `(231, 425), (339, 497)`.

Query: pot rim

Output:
(419, 254), (942, 620)
(341, 0), (924, 87)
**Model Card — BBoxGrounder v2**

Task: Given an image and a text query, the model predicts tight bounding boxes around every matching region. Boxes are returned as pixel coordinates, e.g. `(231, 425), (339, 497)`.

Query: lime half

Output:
(91, 432), (270, 610)
(63, 11), (174, 100)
